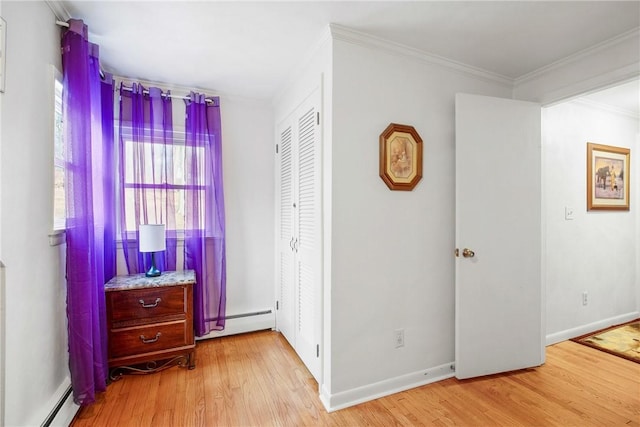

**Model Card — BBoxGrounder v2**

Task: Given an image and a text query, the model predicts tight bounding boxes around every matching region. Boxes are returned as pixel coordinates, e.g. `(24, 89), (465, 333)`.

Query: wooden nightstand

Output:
(105, 270), (196, 380)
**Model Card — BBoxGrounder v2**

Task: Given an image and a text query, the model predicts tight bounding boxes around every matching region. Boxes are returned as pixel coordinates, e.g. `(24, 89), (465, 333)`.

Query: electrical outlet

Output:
(394, 329), (405, 348)
(582, 291), (588, 306)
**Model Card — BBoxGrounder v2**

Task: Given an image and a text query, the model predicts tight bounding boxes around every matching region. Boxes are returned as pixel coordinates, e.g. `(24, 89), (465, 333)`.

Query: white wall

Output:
(543, 99), (639, 341)
(0, 2), (70, 426)
(326, 37), (511, 405)
(220, 96), (275, 319)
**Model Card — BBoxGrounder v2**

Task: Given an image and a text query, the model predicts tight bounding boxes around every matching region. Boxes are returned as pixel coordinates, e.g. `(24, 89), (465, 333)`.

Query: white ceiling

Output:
(59, 1), (639, 112)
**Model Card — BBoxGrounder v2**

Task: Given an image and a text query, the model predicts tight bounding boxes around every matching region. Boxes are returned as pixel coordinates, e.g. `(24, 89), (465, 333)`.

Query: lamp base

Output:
(145, 252), (161, 277)
(145, 266), (161, 277)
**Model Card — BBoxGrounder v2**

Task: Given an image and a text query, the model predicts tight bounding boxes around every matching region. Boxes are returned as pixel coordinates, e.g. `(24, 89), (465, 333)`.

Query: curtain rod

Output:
(56, 20), (106, 79)
(119, 85), (218, 104)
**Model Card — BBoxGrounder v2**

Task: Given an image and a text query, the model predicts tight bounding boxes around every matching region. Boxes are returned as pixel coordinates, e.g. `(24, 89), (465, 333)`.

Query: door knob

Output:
(462, 248), (475, 258)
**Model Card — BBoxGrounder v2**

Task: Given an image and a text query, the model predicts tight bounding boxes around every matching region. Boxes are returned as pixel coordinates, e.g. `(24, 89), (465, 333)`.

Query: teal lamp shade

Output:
(139, 224), (166, 277)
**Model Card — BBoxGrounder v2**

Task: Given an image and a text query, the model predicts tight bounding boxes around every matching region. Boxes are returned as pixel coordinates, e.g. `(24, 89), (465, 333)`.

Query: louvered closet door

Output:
(293, 90), (321, 381)
(277, 121), (295, 346)
(275, 88), (322, 382)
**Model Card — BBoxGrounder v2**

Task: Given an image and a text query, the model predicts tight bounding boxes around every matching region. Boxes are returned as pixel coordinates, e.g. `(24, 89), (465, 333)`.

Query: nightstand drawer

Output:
(108, 286), (186, 324)
(109, 320), (191, 359)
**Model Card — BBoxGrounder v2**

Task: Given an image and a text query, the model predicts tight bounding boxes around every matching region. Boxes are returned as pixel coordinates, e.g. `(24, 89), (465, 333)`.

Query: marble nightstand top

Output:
(105, 270), (196, 291)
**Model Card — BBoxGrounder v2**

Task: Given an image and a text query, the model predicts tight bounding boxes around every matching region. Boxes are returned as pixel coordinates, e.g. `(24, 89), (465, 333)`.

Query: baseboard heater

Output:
(197, 309), (275, 340)
(41, 385), (73, 427)
(225, 309), (272, 320)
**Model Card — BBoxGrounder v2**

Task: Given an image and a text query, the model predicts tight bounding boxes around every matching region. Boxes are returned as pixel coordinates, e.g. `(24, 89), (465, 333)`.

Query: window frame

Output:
(51, 65), (66, 239)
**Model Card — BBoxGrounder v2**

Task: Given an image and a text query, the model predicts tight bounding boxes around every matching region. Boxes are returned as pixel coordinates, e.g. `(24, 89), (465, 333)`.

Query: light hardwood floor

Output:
(71, 330), (640, 426)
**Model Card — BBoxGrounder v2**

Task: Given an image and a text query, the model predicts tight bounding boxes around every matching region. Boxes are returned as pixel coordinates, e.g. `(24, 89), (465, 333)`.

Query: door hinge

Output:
(316, 344), (320, 357)
(316, 112), (320, 125)
(276, 144), (279, 154)
(276, 301), (279, 310)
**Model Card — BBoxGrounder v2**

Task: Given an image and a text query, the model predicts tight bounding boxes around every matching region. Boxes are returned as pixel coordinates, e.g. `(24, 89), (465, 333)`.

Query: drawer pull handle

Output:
(140, 332), (162, 344)
(139, 297), (161, 308)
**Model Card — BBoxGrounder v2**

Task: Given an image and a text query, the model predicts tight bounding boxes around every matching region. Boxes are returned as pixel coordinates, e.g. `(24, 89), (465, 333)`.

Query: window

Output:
(120, 129), (205, 233)
(52, 72), (65, 231)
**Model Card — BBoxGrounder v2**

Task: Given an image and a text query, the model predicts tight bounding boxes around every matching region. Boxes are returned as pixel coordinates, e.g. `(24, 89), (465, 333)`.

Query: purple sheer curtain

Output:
(102, 74), (116, 279)
(118, 83), (177, 273)
(184, 93), (226, 335)
(62, 19), (115, 405)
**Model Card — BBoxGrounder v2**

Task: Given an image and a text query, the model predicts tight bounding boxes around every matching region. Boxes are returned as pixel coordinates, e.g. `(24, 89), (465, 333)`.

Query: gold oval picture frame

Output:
(379, 123), (423, 191)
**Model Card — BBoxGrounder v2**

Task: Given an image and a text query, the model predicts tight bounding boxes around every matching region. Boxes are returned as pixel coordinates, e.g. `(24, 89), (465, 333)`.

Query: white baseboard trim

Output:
(546, 311), (640, 346)
(196, 309), (275, 340)
(319, 362), (455, 412)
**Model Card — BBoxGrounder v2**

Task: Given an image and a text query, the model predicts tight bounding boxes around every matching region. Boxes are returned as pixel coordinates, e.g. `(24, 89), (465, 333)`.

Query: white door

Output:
(455, 93), (544, 379)
(293, 94), (322, 381)
(277, 121), (295, 345)
(275, 88), (322, 381)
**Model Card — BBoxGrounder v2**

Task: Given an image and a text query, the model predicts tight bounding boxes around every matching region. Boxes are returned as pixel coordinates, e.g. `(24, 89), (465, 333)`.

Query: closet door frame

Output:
(274, 86), (323, 382)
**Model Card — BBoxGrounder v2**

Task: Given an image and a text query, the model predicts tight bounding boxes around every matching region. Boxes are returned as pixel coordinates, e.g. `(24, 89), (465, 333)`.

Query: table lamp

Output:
(139, 224), (166, 277)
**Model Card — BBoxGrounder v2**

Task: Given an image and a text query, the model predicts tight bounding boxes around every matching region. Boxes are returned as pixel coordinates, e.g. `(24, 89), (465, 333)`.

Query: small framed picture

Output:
(587, 142), (630, 211)
(379, 123), (423, 191)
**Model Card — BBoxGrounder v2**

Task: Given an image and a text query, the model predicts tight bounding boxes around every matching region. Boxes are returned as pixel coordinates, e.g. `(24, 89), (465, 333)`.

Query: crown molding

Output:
(45, 1), (71, 22)
(573, 97), (639, 120)
(328, 24), (513, 87)
(515, 27), (640, 86)
(534, 64), (639, 107)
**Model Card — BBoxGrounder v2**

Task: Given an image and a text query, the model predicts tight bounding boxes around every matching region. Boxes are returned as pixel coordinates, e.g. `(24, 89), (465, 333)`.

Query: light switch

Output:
(565, 207), (575, 220)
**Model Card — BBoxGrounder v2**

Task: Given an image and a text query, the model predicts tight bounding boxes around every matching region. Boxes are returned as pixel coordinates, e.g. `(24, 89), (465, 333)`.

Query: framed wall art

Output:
(379, 123), (423, 191)
(587, 142), (630, 211)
